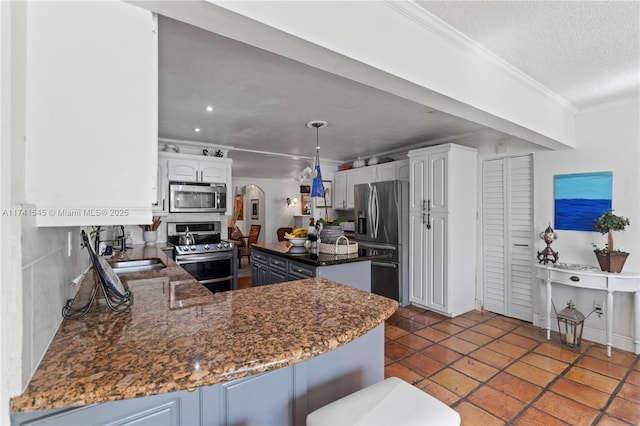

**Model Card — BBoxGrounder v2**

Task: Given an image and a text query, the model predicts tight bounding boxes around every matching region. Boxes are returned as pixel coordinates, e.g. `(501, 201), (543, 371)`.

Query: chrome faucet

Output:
(116, 225), (127, 252)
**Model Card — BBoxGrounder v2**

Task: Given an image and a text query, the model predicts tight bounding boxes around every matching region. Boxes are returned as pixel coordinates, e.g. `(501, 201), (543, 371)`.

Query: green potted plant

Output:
(592, 210), (631, 273)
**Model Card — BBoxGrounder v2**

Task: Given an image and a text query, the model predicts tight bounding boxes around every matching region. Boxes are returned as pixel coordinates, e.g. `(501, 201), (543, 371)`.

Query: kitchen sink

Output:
(110, 258), (167, 274)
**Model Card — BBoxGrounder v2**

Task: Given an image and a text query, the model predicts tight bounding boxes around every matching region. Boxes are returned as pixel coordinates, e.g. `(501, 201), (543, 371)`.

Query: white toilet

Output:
(307, 377), (461, 425)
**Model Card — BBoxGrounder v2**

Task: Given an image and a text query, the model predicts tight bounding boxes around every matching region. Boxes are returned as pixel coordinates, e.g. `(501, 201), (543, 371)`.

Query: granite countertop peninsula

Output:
(252, 241), (392, 266)
(11, 246), (397, 414)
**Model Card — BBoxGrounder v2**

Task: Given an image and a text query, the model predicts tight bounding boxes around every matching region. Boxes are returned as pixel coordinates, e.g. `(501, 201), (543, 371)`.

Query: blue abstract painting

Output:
(555, 172), (612, 231)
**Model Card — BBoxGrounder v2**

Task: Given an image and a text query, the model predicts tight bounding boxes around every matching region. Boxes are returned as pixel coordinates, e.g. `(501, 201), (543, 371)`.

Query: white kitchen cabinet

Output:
(345, 170), (362, 209)
(153, 159), (169, 215)
(375, 162), (397, 182)
(334, 167), (378, 210)
(408, 144), (477, 317)
(396, 159), (410, 180)
(333, 171), (348, 209)
(163, 153), (233, 215)
(167, 158), (230, 184)
(334, 160), (410, 209)
(167, 159), (199, 182)
(24, 1), (158, 226)
(372, 159), (410, 182)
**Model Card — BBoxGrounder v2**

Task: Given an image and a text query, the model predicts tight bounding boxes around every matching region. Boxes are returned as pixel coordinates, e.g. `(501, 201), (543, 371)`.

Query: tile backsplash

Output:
(20, 218), (88, 388)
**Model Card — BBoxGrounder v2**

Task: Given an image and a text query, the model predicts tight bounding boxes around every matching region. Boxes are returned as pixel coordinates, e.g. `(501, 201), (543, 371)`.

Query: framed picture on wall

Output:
(251, 199), (259, 220)
(301, 193), (312, 215)
(554, 171), (612, 231)
(316, 181), (332, 208)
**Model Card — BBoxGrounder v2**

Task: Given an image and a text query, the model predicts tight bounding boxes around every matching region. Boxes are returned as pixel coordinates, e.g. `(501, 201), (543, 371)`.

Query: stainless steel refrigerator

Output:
(354, 180), (409, 306)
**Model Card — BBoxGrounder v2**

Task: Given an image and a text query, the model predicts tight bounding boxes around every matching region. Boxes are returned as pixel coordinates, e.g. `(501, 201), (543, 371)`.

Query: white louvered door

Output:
(482, 155), (534, 321)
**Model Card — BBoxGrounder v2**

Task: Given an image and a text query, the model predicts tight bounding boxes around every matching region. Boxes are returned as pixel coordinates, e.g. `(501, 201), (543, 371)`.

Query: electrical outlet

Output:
(594, 300), (604, 313)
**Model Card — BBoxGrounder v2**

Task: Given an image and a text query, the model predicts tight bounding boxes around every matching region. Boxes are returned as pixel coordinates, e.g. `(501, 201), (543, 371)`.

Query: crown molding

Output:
(576, 96), (640, 116)
(383, 1), (578, 114)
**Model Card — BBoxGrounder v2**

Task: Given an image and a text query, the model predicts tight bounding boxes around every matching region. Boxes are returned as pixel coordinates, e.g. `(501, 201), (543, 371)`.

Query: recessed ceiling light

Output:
(205, 105), (213, 112)
(194, 127), (201, 132)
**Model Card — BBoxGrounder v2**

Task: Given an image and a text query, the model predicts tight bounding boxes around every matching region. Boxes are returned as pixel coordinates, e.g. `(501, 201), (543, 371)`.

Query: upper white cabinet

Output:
(396, 159), (410, 180)
(333, 160), (409, 209)
(152, 159), (169, 215)
(167, 158), (229, 183)
(375, 162), (397, 182)
(333, 172), (348, 210)
(24, 2), (158, 226)
(161, 152), (233, 215)
(333, 167), (376, 210)
(408, 144), (477, 317)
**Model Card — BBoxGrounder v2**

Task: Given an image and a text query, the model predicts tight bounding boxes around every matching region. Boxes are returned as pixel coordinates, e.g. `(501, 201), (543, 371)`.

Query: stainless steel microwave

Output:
(169, 182), (227, 213)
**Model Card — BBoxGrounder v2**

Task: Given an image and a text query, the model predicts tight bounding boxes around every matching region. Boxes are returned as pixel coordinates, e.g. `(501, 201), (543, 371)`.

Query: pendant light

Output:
(306, 120), (328, 198)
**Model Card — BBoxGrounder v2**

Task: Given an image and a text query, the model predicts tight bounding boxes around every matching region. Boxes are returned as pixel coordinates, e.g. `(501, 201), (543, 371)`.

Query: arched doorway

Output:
(230, 184), (265, 244)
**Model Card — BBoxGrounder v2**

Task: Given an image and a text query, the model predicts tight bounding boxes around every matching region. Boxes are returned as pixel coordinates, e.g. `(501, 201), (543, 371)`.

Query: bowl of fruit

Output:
(284, 228), (308, 246)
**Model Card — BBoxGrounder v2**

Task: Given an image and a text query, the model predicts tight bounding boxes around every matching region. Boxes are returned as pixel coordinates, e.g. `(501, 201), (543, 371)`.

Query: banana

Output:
(291, 228), (306, 237)
(285, 229), (308, 239)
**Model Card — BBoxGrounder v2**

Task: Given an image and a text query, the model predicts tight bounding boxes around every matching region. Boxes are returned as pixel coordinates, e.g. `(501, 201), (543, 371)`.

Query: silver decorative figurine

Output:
(537, 225), (559, 264)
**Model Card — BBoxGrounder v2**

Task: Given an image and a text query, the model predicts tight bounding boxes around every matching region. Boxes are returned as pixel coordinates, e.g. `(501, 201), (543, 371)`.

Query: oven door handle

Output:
(176, 253), (234, 264)
(199, 276), (234, 285)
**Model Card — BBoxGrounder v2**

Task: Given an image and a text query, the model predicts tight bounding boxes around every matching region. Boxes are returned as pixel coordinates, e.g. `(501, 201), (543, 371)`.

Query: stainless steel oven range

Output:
(167, 222), (238, 293)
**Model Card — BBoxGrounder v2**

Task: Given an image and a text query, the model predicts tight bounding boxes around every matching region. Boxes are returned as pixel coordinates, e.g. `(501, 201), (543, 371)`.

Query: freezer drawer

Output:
(371, 261), (402, 305)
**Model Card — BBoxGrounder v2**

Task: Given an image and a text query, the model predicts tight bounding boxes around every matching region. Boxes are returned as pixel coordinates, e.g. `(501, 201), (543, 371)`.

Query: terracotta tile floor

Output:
(385, 306), (640, 425)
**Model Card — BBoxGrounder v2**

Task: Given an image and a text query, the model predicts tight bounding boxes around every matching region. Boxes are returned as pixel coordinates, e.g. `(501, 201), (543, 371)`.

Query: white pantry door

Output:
(482, 155), (534, 321)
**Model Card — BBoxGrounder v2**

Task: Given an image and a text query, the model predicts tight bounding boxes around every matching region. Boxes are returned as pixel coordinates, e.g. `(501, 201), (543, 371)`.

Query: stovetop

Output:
(167, 221), (233, 255)
(174, 241), (235, 256)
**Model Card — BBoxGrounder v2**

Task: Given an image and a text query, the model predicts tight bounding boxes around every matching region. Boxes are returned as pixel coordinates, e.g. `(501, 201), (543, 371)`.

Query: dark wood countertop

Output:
(11, 246), (397, 414)
(251, 241), (391, 266)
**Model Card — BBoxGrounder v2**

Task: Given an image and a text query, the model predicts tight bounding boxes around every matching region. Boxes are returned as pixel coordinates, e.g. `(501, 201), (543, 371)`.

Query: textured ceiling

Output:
(417, 0), (640, 109)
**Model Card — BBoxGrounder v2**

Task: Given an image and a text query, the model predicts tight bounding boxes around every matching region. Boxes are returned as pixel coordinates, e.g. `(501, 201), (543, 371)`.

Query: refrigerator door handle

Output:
(372, 186), (379, 238)
(367, 185), (374, 238)
(358, 242), (397, 251)
(366, 186), (372, 237)
(371, 261), (397, 269)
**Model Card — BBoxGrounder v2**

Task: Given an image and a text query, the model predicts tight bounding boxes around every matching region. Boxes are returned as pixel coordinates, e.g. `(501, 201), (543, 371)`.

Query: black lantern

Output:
(555, 301), (585, 349)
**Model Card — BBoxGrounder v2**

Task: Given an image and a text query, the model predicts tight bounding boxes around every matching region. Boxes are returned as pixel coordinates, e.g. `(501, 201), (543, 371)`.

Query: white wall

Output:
(530, 98), (640, 351)
(533, 99), (640, 268)
(231, 177), (308, 243)
(234, 184), (266, 243)
(470, 99), (639, 351)
(232, 162), (337, 243)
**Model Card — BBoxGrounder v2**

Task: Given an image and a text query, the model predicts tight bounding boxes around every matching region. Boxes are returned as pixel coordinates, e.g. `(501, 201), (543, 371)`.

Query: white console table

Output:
(535, 264), (640, 357)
